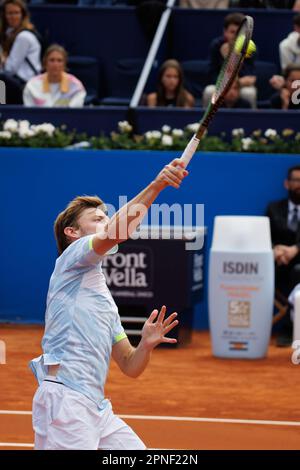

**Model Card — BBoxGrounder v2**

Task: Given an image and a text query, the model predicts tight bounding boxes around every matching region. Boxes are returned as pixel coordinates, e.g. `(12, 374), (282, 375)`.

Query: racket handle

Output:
(179, 134), (200, 168)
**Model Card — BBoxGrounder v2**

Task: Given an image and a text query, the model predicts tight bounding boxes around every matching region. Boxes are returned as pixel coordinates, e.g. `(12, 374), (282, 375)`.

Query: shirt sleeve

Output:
(69, 89), (86, 108)
(4, 32), (32, 75)
(23, 82), (34, 106)
(60, 235), (103, 271)
(112, 313), (127, 345)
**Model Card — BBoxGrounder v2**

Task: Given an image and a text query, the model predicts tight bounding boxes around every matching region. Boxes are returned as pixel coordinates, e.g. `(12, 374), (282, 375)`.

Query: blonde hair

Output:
(54, 195), (105, 255)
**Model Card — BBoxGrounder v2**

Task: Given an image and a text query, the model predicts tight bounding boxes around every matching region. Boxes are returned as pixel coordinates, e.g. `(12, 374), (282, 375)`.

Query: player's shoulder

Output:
(57, 235), (94, 264)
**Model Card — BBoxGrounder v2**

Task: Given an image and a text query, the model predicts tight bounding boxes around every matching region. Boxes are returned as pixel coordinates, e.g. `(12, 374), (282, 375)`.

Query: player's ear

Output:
(284, 179), (290, 190)
(64, 226), (80, 239)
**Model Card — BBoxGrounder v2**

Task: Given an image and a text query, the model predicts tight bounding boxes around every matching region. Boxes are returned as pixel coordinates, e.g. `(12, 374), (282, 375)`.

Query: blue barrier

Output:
(1, 106), (300, 137)
(1, 148), (299, 328)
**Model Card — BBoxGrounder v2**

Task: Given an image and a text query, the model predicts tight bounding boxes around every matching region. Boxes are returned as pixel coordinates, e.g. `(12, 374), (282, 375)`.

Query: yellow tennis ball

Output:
(245, 40), (256, 58)
(235, 35), (245, 54)
(234, 36), (256, 58)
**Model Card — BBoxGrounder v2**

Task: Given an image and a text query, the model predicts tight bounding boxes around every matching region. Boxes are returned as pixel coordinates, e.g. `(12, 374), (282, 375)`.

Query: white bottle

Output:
(209, 216), (274, 359)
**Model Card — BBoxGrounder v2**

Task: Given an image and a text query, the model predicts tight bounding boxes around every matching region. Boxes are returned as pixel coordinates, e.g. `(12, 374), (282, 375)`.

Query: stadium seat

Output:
(67, 55), (100, 106)
(181, 60), (210, 106)
(100, 58), (145, 106)
(255, 60), (279, 108)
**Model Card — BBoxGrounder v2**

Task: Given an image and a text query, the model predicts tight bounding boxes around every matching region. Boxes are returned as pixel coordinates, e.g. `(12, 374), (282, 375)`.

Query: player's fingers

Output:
(148, 309), (159, 323)
(157, 305), (167, 324)
(167, 165), (189, 180)
(164, 320), (179, 334)
(164, 167), (182, 185)
(169, 159), (189, 172)
(163, 312), (178, 327)
(162, 337), (177, 344)
(162, 174), (180, 189)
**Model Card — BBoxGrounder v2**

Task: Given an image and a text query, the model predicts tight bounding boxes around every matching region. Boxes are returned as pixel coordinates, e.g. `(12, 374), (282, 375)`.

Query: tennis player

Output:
(29, 158), (188, 450)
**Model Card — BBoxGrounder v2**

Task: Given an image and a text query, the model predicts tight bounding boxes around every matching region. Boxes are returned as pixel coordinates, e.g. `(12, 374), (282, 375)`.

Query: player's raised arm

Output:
(92, 159), (188, 256)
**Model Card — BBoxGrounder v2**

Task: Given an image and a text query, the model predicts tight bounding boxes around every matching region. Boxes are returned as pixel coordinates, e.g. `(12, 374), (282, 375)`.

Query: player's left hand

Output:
(140, 306), (179, 350)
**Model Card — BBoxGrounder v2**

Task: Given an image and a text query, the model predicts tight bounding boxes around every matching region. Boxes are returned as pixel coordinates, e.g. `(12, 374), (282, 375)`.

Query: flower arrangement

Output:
(0, 119), (75, 148)
(1, 119), (300, 154)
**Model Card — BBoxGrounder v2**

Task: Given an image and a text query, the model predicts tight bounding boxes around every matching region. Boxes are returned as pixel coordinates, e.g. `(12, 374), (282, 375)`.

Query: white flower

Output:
(145, 131), (153, 141)
(232, 128), (244, 137)
(172, 128), (184, 137)
(162, 125), (171, 134)
(186, 123), (199, 134)
(0, 130), (11, 139)
(3, 119), (18, 133)
(19, 128), (35, 139)
(161, 134), (173, 146)
(33, 123), (55, 137)
(265, 129), (277, 139)
(145, 131), (161, 141)
(18, 120), (30, 132)
(151, 131), (161, 139)
(241, 137), (253, 151)
(118, 120), (132, 133)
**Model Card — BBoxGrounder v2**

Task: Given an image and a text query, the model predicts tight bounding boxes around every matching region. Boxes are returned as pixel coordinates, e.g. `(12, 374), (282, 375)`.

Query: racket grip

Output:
(179, 135), (200, 168)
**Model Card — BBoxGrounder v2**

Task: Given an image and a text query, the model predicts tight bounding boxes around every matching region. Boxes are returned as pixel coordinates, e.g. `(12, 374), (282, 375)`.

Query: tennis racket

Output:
(180, 15), (254, 168)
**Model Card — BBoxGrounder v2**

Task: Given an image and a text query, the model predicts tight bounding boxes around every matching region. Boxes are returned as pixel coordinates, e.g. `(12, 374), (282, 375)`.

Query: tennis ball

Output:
(245, 40), (256, 58)
(234, 35), (256, 58)
(234, 35), (246, 54)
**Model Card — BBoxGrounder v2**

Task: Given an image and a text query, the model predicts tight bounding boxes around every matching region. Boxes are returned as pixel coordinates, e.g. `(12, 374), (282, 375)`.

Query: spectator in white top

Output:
(23, 44), (86, 107)
(280, 14), (300, 72)
(270, 14), (300, 91)
(0, 0), (41, 104)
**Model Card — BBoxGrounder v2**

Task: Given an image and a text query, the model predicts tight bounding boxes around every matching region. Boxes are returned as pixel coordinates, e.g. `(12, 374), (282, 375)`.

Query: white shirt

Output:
(3, 30), (41, 81)
(29, 235), (127, 410)
(23, 72), (86, 107)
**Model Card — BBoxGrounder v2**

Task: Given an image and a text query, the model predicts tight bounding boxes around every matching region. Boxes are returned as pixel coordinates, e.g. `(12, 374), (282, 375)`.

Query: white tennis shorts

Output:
(32, 378), (146, 450)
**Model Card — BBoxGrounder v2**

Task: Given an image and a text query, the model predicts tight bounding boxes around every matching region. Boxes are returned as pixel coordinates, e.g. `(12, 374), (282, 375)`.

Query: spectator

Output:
(270, 14), (300, 91)
(266, 166), (300, 346)
(280, 14), (300, 72)
(233, 0), (300, 8)
(0, 0), (42, 104)
(221, 78), (251, 108)
(23, 45), (87, 107)
(180, 0), (229, 8)
(202, 13), (257, 109)
(270, 64), (300, 109)
(146, 59), (195, 108)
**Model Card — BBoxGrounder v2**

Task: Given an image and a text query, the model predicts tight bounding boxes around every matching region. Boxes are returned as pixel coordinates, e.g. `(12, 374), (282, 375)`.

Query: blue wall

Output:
(1, 148), (300, 328)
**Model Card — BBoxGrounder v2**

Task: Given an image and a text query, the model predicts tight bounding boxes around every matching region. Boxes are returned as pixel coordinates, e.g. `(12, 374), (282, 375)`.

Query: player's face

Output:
(224, 24), (239, 45)
(76, 207), (110, 237)
(161, 67), (180, 92)
(5, 3), (23, 29)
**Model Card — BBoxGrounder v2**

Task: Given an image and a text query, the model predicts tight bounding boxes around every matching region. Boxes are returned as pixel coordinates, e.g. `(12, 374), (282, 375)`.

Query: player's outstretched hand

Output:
(154, 159), (189, 190)
(140, 306), (179, 350)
